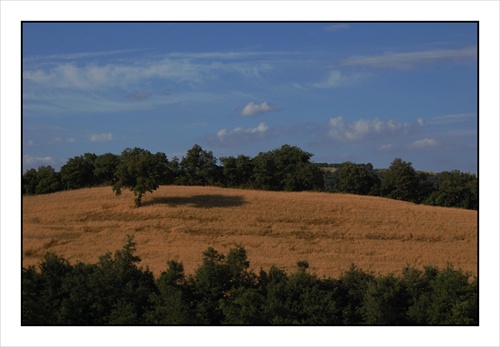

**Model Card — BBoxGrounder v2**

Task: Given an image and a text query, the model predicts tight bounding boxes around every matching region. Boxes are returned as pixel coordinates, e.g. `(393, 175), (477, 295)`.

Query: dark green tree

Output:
(336, 162), (379, 195)
(146, 260), (195, 324)
(60, 153), (97, 190)
(22, 266), (47, 324)
(33, 166), (62, 194)
(191, 246), (257, 325)
(178, 144), (221, 186)
(336, 264), (375, 325)
(220, 155), (254, 188)
(414, 171), (436, 204)
(252, 145), (324, 191)
(221, 287), (267, 325)
(93, 153), (120, 185)
(95, 235), (157, 325)
(219, 247), (263, 325)
(191, 247), (229, 324)
(252, 151), (279, 190)
(381, 158), (419, 203)
(225, 246), (257, 290)
(405, 265), (478, 325)
(262, 262), (339, 325)
(167, 156), (181, 180)
(57, 262), (106, 325)
(34, 252), (73, 324)
(273, 144), (323, 191)
(322, 169), (339, 192)
(113, 147), (170, 207)
(259, 265), (290, 323)
(424, 170), (478, 209)
(22, 168), (40, 195)
(362, 274), (411, 325)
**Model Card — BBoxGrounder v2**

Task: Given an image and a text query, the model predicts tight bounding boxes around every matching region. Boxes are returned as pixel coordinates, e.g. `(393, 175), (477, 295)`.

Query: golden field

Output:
(22, 185), (478, 278)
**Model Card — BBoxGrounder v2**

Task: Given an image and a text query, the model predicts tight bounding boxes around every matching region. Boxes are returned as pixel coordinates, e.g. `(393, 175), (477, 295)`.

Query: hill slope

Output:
(22, 185), (478, 278)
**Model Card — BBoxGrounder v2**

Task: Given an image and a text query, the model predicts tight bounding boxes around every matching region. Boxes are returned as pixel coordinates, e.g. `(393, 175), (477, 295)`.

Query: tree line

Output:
(22, 236), (478, 326)
(22, 144), (478, 209)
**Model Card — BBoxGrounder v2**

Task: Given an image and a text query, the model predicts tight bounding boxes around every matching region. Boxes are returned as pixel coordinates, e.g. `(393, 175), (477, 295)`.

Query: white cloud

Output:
(342, 45), (477, 70)
(89, 132), (113, 142)
(213, 122), (269, 145)
(251, 123), (269, 133)
(310, 70), (369, 88)
(231, 123), (269, 134)
(216, 129), (227, 140)
(240, 101), (277, 117)
(329, 116), (424, 142)
(410, 138), (439, 149)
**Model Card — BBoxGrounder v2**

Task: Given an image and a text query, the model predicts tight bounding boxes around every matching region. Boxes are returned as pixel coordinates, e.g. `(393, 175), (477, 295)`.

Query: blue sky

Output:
(22, 22), (478, 173)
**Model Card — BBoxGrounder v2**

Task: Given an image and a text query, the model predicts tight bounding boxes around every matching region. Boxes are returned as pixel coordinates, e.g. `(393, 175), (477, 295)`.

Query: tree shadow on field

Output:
(144, 194), (247, 208)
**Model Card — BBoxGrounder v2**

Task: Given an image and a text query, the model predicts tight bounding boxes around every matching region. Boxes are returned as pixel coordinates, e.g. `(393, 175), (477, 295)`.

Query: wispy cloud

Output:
(240, 101), (277, 117)
(309, 70), (370, 88)
(409, 138), (439, 149)
(23, 59), (204, 90)
(23, 49), (150, 63)
(342, 45), (477, 70)
(88, 132), (113, 142)
(23, 87), (220, 115)
(329, 116), (424, 142)
(324, 23), (350, 32)
(23, 50), (292, 91)
(429, 112), (477, 125)
(166, 50), (295, 61)
(378, 144), (393, 151)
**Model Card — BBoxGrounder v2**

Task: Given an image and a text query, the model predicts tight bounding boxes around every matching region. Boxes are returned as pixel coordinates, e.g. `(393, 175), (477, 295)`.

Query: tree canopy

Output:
(381, 158), (420, 202)
(252, 144), (324, 191)
(336, 162), (380, 195)
(177, 144), (221, 186)
(112, 147), (170, 207)
(60, 153), (97, 190)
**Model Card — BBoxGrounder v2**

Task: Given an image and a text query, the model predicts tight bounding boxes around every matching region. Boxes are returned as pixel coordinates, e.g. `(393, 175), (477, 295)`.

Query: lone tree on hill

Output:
(112, 147), (170, 207)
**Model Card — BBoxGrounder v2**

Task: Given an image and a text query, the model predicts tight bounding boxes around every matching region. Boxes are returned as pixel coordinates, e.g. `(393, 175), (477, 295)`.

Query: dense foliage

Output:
(22, 237), (478, 326)
(22, 144), (478, 210)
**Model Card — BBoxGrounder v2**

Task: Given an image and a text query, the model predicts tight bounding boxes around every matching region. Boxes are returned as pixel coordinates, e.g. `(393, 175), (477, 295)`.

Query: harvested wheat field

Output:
(22, 185), (478, 278)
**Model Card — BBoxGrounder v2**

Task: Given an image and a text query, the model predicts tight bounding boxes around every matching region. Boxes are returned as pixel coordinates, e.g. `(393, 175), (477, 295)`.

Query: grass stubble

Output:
(22, 185), (478, 278)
